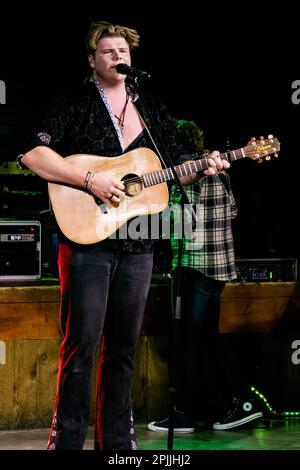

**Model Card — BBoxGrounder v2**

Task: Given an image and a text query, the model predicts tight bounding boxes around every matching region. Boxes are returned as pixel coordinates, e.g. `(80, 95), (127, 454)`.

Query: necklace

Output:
(114, 93), (129, 130)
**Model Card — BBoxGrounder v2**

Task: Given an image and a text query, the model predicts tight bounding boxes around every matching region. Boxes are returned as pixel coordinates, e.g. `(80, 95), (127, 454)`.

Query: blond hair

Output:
(86, 20), (140, 54)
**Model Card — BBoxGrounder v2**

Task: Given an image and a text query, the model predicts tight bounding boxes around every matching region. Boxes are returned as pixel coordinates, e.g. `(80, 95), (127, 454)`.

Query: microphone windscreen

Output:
(116, 63), (129, 74)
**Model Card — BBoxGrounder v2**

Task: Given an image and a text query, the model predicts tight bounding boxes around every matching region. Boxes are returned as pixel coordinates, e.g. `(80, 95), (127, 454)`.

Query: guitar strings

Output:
(121, 145), (261, 188)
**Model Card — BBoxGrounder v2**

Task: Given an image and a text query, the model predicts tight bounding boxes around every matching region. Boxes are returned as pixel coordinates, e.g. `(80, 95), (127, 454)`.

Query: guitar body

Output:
(48, 147), (169, 244)
(48, 137), (280, 244)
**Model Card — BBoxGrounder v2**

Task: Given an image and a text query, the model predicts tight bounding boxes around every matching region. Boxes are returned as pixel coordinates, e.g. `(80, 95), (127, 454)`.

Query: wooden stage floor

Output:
(0, 418), (299, 451)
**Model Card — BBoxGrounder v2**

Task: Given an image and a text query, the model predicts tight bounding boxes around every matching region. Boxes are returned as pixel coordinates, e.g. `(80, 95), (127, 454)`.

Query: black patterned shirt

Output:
(21, 77), (189, 252)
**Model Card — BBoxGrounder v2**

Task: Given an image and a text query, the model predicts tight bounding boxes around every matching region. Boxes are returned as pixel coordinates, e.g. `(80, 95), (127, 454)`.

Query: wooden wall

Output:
(0, 282), (300, 430)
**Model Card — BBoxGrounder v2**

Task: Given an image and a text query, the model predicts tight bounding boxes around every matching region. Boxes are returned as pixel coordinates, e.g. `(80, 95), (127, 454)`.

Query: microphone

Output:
(116, 63), (151, 79)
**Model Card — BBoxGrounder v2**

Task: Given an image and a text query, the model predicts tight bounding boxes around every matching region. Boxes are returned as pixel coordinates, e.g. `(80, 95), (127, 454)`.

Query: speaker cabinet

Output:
(0, 220), (41, 281)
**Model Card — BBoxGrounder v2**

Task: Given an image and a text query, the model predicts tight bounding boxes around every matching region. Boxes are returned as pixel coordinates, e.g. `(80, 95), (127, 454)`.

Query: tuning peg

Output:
(251, 137), (256, 146)
(259, 136), (265, 145)
(257, 158), (263, 164)
(273, 152), (279, 158)
(268, 134), (274, 142)
(265, 156), (271, 161)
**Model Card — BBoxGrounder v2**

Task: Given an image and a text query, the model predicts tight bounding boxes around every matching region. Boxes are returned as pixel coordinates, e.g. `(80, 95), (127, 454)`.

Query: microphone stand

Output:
(129, 76), (197, 450)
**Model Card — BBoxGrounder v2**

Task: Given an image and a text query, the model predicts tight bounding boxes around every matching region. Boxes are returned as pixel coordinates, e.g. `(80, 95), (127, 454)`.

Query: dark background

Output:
(0, 2), (299, 264)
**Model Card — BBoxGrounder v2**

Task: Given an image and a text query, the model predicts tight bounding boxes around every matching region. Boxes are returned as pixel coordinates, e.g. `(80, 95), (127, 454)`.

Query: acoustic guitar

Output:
(48, 136), (280, 244)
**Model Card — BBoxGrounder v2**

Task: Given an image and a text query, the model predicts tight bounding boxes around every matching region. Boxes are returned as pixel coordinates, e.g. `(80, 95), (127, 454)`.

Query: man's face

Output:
(88, 36), (131, 83)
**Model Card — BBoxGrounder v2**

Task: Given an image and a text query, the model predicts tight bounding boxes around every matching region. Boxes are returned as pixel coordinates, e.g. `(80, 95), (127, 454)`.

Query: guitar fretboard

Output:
(142, 147), (246, 188)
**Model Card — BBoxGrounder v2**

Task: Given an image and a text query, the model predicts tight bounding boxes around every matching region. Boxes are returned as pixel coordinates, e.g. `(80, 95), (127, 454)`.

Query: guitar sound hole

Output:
(122, 174), (143, 197)
(92, 173), (143, 211)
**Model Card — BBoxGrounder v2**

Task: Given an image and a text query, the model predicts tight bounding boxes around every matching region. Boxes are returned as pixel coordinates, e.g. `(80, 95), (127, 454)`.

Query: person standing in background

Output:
(148, 120), (264, 433)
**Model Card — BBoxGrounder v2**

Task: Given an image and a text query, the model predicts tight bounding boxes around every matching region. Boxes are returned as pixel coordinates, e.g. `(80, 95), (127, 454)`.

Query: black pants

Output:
(174, 268), (249, 419)
(47, 242), (153, 450)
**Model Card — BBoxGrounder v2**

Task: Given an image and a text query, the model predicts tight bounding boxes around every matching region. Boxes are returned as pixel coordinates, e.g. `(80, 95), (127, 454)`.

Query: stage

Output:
(0, 418), (299, 450)
(0, 281), (300, 430)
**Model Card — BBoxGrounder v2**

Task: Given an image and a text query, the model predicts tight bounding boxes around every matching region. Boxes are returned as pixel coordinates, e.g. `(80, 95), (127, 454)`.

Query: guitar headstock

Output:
(244, 135), (280, 163)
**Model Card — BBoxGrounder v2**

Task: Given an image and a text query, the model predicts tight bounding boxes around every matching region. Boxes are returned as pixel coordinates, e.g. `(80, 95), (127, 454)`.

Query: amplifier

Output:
(0, 220), (41, 281)
(235, 257), (298, 282)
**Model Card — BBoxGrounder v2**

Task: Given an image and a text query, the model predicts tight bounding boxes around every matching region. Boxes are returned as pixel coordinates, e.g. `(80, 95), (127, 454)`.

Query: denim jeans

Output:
(47, 242), (153, 450)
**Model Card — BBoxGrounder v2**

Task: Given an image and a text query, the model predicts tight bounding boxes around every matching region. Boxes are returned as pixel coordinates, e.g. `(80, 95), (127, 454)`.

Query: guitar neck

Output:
(142, 148), (246, 187)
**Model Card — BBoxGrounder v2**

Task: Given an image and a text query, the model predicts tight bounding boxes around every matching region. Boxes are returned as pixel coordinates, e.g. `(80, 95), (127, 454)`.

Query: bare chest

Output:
(110, 97), (144, 150)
